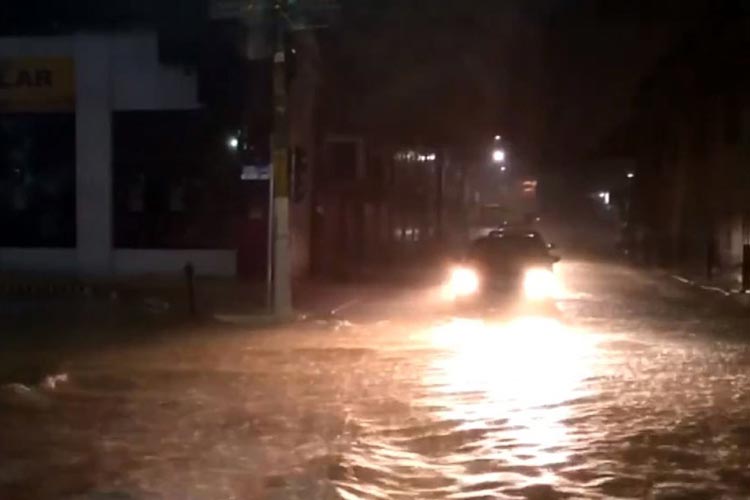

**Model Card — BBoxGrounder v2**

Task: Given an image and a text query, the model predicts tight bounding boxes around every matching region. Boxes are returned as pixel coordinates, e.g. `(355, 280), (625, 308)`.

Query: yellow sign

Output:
(0, 58), (74, 112)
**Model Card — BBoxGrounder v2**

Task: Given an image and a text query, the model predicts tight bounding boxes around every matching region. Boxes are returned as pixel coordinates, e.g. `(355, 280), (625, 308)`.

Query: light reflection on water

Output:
(428, 317), (599, 468)
(9, 299), (750, 499)
(11, 262), (750, 498)
(336, 316), (604, 499)
(429, 317), (597, 408)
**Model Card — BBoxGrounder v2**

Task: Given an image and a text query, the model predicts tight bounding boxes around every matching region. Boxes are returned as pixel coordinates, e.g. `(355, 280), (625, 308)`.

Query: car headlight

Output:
(523, 268), (558, 300)
(449, 266), (480, 297)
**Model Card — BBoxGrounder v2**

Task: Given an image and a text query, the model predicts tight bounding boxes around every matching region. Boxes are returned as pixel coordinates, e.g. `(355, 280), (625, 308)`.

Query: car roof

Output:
(486, 228), (542, 239)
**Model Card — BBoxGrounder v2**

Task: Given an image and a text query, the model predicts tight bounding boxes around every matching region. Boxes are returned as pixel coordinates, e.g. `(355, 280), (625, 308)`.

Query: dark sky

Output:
(3, 0), (715, 172)
(327, 0), (713, 169)
(538, 0), (712, 162)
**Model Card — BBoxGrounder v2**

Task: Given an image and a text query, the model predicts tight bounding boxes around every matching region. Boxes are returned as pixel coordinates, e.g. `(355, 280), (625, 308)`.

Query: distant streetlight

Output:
(492, 149), (506, 163)
(500, 165), (507, 172)
(227, 135), (240, 151)
(627, 172), (635, 179)
(598, 191), (610, 205)
(494, 134), (501, 141)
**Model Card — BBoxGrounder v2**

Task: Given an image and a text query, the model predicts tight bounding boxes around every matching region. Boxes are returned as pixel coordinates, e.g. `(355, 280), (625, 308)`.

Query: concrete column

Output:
(74, 36), (113, 275)
(273, 197), (293, 315)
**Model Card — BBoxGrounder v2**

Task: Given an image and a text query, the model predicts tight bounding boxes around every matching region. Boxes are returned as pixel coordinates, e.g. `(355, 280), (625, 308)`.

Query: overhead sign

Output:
(210, 0), (253, 19)
(210, 0), (274, 21)
(210, 0), (338, 33)
(0, 58), (75, 112)
(241, 165), (270, 180)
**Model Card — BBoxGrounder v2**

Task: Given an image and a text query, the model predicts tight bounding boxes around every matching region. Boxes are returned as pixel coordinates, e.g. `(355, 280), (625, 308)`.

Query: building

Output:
(310, 139), (472, 278)
(0, 2), (319, 281)
(624, 3), (750, 278)
(0, 32), (240, 277)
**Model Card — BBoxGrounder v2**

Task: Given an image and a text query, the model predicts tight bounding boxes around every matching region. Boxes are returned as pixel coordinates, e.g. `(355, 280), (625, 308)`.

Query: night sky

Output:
(2, 0), (715, 172)
(327, 0), (714, 171)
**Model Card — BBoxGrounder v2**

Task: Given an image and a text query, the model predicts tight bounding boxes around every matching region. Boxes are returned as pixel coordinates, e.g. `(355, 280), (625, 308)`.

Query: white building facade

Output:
(0, 33), (237, 277)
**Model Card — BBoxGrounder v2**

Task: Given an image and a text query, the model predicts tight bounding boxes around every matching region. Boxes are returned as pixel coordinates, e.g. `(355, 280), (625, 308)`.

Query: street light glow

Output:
(627, 172), (635, 179)
(227, 136), (239, 151)
(492, 149), (506, 163)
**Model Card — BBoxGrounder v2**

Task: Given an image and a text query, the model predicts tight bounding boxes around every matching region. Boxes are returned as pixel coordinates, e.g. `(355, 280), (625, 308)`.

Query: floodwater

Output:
(3, 261), (750, 499)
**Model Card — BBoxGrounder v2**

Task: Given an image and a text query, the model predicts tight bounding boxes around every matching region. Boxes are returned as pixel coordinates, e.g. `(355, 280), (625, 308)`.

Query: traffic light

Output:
(292, 146), (308, 202)
(286, 38), (297, 83)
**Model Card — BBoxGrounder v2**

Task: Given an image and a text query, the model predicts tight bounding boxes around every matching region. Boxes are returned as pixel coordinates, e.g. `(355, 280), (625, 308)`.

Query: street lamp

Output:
(626, 172), (635, 179)
(492, 149), (506, 163)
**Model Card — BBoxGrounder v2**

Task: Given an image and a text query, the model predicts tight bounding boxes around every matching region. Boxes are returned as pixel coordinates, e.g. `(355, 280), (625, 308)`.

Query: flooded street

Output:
(4, 261), (750, 499)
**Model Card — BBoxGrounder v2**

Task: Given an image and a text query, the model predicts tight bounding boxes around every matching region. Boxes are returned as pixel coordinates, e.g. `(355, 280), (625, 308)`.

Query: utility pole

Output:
(217, 0), (336, 314)
(270, 0), (293, 316)
(435, 151), (445, 245)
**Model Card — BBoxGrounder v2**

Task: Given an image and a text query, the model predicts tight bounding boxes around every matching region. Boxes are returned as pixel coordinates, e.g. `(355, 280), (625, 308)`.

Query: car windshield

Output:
(470, 234), (548, 262)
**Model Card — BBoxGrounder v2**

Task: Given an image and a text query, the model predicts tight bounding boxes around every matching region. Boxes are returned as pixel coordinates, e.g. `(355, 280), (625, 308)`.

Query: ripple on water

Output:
(400, 429), (491, 456)
(12, 296), (750, 500)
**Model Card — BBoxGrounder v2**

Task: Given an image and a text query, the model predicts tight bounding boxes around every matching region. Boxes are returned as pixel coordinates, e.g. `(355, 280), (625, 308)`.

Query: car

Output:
(446, 229), (560, 311)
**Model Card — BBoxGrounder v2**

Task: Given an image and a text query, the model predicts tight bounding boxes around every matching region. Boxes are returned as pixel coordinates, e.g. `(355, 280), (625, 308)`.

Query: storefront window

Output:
(113, 110), (239, 249)
(0, 113), (75, 247)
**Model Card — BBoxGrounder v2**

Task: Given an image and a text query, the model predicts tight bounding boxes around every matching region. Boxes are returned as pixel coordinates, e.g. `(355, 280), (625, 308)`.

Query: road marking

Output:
(699, 285), (732, 297)
(330, 299), (361, 316)
(672, 274), (733, 296)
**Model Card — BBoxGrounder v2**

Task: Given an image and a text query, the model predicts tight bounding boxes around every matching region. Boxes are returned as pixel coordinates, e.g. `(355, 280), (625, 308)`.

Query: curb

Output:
(670, 274), (750, 307)
(0, 282), (92, 297)
(671, 275), (732, 296)
(213, 311), (301, 328)
(212, 292), (366, 328)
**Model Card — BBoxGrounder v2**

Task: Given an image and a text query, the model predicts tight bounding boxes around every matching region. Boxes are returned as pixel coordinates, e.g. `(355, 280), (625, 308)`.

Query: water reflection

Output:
(425, 316), (601, 481)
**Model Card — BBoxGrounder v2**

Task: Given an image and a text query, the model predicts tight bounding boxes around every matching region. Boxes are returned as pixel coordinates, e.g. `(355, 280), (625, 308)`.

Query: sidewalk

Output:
(0, 266), (431, 340)
(0, 274), (273, 372)
(0, 262), (444, 385)
(0, 259), (441, 323)
(664, 264), (750, 307)
(0, 277), (358, 387)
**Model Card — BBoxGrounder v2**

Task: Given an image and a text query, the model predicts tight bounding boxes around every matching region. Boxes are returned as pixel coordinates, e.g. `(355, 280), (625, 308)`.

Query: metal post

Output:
(435, 153), (444, 245)
(184, 262), (196, 317)
(743, 243), (750, 292)
(271, 0), (293, 316)
(706, 233), (714, 281)
(266, 156), (275, 311)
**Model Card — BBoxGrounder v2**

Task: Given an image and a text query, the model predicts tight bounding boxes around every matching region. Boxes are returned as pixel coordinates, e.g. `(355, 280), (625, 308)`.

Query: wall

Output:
(0, 249), (77, 274)
(288, 32), (320, 278)
(0, 33), (233, 278)
(626, 12), (750, 271)
(113, 249), (236, 277)
(110, 33), (199, 111)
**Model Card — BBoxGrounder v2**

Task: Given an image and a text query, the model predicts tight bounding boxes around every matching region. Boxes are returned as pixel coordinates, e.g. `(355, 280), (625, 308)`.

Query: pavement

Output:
(665, 264), (750, 308)
(0, 264), (445, 387)
(4, 259), (750, 498)
(0, 280), (361, 387)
